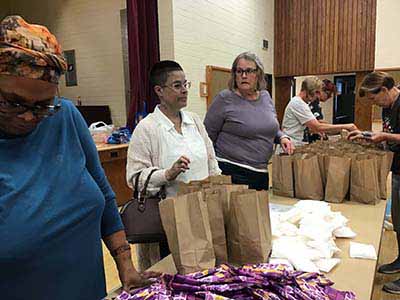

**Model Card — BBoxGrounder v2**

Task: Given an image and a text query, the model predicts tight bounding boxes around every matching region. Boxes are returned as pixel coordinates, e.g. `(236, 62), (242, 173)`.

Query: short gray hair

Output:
(228, 52), (267, 91)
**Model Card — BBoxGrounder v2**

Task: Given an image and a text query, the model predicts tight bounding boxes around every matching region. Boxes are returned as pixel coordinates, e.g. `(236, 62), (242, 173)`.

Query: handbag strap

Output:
(134, 169), (166, 199)
(141, 168), (159, 196)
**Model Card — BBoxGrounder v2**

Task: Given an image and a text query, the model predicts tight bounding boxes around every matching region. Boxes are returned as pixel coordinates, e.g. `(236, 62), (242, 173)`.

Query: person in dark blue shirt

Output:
(348, 71), (400, 295)
(0, 16), (157, 300)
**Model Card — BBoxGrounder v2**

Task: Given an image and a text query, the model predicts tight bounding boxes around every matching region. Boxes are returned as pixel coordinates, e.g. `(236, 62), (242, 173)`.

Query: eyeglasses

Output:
(162, 81), (191, 92)
(235, 68), (257, 76)
(0, 91), (61, 118)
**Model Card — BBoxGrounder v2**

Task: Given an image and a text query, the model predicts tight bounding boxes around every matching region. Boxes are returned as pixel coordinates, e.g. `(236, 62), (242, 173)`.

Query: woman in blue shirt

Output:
(0, 16), (155, 300)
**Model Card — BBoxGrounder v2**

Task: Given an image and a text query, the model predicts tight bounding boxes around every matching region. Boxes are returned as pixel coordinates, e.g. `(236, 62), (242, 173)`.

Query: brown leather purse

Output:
(120, 169), (167, 243)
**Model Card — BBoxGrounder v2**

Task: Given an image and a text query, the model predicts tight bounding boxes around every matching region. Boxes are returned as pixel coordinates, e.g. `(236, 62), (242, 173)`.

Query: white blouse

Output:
(126, 106), (221, 197)
(157, 107), (209, 195)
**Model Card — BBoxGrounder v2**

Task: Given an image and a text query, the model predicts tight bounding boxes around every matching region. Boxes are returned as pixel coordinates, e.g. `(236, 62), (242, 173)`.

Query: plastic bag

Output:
(107, 127), (131, 144)
(88, 121), (114, 144)
(349, 242), (377, 260)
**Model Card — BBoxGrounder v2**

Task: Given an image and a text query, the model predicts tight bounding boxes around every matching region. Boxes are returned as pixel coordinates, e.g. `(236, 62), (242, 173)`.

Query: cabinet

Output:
(97, 144), (131, 206)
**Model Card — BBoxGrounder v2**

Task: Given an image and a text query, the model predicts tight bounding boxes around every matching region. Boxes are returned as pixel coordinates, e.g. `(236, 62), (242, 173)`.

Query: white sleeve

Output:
(291, 99), (316, 125)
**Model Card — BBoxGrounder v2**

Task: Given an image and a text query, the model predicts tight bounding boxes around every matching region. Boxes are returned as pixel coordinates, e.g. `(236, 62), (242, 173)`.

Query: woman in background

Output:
(348, 71), (400, 295)
(281, 76), (357, 148)
(204, 52), (293, 191)
(304, 79), (337, 143)
(126, 60), (220, 271)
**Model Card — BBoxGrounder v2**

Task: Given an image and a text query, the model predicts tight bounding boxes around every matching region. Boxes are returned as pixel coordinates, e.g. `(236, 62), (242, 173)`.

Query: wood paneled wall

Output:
(274, 0), (376, 77)
(275, 77), (293, 124)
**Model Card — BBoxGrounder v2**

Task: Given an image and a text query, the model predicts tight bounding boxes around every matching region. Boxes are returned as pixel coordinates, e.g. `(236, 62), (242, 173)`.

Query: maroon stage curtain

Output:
(126, 0), (160, 131)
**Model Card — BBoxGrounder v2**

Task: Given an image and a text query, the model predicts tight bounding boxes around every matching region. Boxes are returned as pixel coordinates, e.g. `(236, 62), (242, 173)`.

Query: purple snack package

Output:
(117, 263), (356, 300)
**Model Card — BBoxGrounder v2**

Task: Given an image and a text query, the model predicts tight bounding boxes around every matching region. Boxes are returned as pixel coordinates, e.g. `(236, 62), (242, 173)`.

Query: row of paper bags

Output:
(272, 140), (394, 204)
(159, 176), (272, 274)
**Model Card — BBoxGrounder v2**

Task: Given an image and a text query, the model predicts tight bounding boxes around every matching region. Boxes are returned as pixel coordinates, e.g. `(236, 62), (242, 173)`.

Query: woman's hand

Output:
(347, 130), (388, 143)
(120, 267), (160, 292)
(347, 130), (362, 141)
(165, 155), (191, 181)
(365, 132), (389, 143)
(280, 137), (295, 155)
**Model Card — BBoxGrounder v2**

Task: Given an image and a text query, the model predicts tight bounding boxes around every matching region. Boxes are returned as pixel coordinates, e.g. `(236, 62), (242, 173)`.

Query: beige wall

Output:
(0, 1), (11, 20)
(8, 0), (127, 126)
(158, 0), (175, 61)
(375, 0), (400, 69)
(158, 0), (274, 118)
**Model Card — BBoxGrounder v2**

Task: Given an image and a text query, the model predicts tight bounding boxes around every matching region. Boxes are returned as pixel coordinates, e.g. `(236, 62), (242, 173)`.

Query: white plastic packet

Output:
(294, 200), (330, 212)
(279, 208), (303, 224)
(307, 240), (340, 259)
(288, 255), (319, 273)
(271, 236), (309, 259)
(333, 226), (357, 238)
(315, 258), (341, 273)
(349, 242), (377, 260)
(274, 222), (299, 237)
(298, 224), (332, 242)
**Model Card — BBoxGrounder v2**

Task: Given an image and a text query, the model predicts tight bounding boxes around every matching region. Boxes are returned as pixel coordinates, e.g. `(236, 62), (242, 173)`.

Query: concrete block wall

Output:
(375, 0), (400, 69)
(0, 1), (11, 20)
(159, 0), (275, 119)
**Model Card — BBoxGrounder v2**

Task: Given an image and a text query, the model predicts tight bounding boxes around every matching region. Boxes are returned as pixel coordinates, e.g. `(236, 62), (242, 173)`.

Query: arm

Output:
(267, 93), (285, 144)
(70, 104), (155, 289)
(192, 113), (221, 175)
(71, 102), (123, 238)
(103, 231), (159, 291)
(305, 118), (357, 134)
(204, 93), (226, 144)
(348, 130), (400, 143)
(126, 123), (169, 191)
(267, 92), (295, 154)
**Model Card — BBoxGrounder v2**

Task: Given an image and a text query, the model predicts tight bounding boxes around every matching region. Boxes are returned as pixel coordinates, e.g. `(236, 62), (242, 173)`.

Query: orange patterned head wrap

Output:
(0, 15), (67, 84)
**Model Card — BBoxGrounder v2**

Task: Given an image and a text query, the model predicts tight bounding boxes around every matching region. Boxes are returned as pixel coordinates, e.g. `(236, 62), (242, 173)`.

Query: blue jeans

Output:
(392, 174), (400, 232)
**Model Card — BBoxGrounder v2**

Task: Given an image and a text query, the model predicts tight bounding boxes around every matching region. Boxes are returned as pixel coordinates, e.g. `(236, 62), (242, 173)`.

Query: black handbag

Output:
(120, 169), (167, 243)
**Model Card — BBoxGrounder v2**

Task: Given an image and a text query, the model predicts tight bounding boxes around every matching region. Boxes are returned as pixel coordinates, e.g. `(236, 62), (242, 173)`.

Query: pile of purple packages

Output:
(117, 263), (356, 300)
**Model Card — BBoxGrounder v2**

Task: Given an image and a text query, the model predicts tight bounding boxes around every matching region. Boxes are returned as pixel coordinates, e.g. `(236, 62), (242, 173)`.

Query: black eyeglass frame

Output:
(0, 90), (62, 118)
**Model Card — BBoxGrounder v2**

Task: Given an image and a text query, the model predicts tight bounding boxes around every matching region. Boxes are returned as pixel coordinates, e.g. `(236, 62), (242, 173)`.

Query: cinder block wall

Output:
(159, 0), (275, 119)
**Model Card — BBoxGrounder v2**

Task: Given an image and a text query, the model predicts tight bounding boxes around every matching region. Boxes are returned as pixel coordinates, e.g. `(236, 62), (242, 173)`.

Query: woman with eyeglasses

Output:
(126, 60), (221, 271)
(204, 52), (293, 190)
(303, 79), (337, 143)
(0, 16), (156, 300)
(280, 76), (357, 149)
(347, 71), (400, 295)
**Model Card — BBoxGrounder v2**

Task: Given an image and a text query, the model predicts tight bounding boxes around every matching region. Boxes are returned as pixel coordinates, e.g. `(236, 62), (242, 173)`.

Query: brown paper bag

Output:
(325, 156), (351, 203)
(227, 190), (272, 265)
(176, 181), (203, 195)
(177, 176), (232, 195)
(272, 154), (294, 197)
(317, 153), (328, 187)
(350, 155), (380, 205)
(203, 188), (228, 264)
(210, 184), (248, 224)
(208, 175), (232, 185)
(159, 192), (216, 274)
(371, 151), (394, 199)
(293, 154), (324, 200)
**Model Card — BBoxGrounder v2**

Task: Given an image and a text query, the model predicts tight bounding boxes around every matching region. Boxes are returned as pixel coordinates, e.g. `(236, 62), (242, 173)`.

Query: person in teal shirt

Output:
(0, 16), (157, 300)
